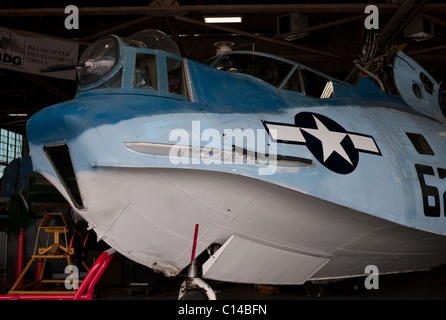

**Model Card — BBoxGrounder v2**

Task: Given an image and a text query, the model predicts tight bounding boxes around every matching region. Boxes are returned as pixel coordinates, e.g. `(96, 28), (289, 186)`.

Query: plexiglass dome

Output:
(126, 29), (181, 57)
(78, 36), (119, 86)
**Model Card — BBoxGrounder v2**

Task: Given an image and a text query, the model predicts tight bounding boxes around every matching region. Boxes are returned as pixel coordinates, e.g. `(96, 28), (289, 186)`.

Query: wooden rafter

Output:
(174, 15), (347, 60)
(1, 3), (446, 18)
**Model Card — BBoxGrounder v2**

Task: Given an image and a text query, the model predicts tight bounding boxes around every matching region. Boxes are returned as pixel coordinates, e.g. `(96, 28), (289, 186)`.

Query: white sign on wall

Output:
(0, 27), (79, 80)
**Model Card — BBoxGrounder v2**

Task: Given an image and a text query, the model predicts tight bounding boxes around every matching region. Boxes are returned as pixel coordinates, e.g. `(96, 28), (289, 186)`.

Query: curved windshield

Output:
(126, 29), (181, 56)
(211, 53), (294, 87)
(78, 36), (119, 86)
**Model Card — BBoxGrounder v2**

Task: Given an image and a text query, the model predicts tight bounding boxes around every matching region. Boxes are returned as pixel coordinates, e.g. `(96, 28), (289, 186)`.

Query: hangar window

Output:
(0, 129), (23, 178)
(406, 132), (434, 156)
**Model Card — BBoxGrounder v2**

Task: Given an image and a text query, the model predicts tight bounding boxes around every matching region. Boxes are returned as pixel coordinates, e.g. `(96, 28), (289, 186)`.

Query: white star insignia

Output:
(263, 113), (381, 174)
(300, 115), (353, 165)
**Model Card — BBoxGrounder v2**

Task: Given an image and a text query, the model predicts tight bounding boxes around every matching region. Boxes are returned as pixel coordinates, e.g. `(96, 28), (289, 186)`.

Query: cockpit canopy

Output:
(207, 51), (352, 99)
(209, 53), (294, 88)
(76, 29), (352, 101)
(76, 29), (187, 99)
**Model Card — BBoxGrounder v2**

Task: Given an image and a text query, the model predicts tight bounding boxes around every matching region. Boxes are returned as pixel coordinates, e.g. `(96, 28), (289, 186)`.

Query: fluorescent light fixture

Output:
(8, 113), (28, 117)
(204, 16), (242, 24)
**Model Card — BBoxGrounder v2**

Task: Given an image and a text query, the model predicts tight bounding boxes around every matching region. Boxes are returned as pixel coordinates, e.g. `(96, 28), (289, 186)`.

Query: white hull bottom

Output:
(71, 167), (446, 285)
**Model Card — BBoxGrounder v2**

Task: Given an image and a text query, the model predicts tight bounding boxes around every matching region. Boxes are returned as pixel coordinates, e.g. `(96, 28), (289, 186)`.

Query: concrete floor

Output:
(2, 263), (445, 320)
(95, 263), (446, 300)
(86, 265), (446, 318)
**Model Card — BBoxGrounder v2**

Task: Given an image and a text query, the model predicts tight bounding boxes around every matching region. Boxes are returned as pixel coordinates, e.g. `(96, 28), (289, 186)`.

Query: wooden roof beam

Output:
(1, 3), (446, 17)
(174, 15), (347, 61)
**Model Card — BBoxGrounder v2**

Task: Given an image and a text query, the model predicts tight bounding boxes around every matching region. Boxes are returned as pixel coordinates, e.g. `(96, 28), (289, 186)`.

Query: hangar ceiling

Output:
(0, 0), (446, 135)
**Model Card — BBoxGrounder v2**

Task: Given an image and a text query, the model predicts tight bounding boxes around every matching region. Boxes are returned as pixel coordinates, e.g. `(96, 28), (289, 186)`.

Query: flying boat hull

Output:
(27, 95), (446, 284)
(26, 31), (446, 290)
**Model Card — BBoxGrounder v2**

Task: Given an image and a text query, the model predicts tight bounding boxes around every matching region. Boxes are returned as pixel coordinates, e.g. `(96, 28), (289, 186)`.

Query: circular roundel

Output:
(294, 112), (359, 174)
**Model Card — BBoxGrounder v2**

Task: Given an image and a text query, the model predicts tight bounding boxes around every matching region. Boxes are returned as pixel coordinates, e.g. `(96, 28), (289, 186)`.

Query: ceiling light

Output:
(8, 113), (28, 117)
(404, 16), (435, 42)
(204, 16), (242, 24)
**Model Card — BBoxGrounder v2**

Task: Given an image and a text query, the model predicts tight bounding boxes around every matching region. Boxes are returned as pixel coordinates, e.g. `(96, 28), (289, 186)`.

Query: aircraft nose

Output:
(26, 101), (89, 143)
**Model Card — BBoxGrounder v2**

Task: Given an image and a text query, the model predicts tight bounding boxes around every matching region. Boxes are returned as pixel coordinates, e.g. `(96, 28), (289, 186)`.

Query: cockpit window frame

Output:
(76, 36), (191, 102)
(155, 50), (190, 101)
(133, 52), (158, 91)
(208, 51), (296, 89)
(208, 51), (343, 99)
(299, 67), (335, 99)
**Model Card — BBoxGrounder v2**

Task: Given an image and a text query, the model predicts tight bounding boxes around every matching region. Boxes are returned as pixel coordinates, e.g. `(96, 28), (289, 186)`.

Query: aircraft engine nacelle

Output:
(393, 51), (445, 120)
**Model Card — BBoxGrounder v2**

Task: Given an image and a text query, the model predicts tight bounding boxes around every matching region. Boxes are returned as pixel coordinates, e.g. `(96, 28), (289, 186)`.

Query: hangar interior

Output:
(0, 0), (446, 299)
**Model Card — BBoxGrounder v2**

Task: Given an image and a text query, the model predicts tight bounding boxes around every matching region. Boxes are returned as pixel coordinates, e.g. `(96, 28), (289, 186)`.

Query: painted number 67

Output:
(415, 164), (446, 217)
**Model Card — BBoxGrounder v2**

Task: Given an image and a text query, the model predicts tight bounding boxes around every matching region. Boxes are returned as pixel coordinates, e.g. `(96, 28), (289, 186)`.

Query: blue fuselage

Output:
(25, 41), (446, 281)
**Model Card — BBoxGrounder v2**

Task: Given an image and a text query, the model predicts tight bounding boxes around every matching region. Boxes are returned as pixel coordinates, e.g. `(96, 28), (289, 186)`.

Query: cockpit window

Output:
(167, 57), (187, 96)
(78, 36), (119, 86)
(300, 68), (334, 99)
(212, 53), (294, 88)
(282, 69), (303, 93)
(283, 67), (334, 98)
(134, 53), (157, 90)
